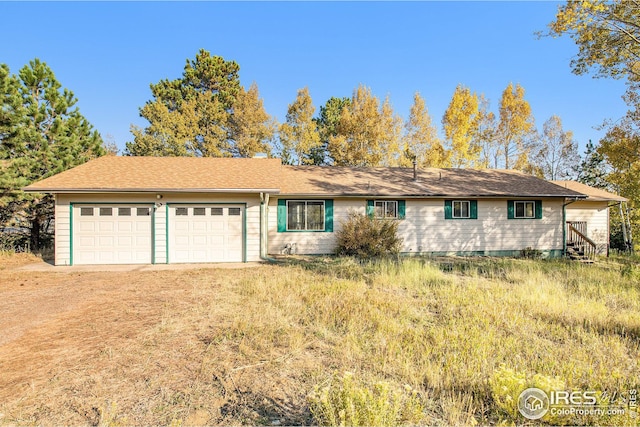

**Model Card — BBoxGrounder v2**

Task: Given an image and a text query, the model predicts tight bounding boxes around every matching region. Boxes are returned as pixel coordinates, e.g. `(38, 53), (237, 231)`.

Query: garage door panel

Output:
(99, 222), (114, 232)
(78, 222), (95, 232)
(74, 204), (152, 265)
(169, 205), (243, 263)
(118, 222), (133, 232)
(136, 222), (151, 232)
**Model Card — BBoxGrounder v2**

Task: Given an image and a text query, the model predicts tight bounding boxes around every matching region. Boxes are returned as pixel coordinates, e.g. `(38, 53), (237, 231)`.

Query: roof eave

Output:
(277, 192), (587, 198)
(23, 187), (281, 194)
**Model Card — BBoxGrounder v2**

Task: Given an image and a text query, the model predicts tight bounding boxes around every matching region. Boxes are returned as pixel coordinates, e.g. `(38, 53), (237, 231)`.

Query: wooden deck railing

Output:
(567, 222), (597, 261)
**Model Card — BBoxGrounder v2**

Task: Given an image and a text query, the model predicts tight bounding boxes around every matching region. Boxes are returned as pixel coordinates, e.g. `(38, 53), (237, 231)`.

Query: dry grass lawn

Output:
(0, 253), (639, 426)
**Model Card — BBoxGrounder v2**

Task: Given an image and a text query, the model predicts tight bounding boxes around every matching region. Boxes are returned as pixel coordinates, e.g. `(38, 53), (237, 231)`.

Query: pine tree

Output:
(577, 140), (609, 188)
(126, 49), (240, 157)
(0, 59), (104, 249)
(314, 97), (351, 165)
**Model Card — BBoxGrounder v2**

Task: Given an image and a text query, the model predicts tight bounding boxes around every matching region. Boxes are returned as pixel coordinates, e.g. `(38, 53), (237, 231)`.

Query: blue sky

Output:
(1, 1), (630, 155)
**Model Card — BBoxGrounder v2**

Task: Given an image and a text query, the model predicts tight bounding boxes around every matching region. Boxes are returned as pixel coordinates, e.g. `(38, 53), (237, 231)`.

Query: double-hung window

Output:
(515, 201), (534, 218)
(453, 200), (470, 219)
(374, 200), (398, 219)
(286, 200), (325, 231)
(444, 200), (477, 219)
(366, 200), (406, 219)
(507, 200), (542, 219)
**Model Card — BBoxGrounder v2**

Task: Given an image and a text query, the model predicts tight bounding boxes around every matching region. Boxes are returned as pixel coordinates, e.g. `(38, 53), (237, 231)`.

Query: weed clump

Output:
(309, 372), (424, 426)
(335, 212), (402, 258)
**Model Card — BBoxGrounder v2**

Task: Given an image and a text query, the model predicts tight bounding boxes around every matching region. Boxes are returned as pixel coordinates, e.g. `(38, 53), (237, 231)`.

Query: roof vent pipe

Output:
(413, 159), (417, 181)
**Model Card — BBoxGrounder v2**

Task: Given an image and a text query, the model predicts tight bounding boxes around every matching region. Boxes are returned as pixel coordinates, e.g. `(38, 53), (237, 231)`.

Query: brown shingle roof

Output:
(551, 180), (627, 202)
(24, 156), (283, 193)
(281, 166), (586, 198)
(23, 156), (587, 199)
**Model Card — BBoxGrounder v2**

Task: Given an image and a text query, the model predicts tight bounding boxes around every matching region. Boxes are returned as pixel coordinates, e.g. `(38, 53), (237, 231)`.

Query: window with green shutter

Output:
(444, 200), (477, 219)
(507, 200), (542, 219)
(277, 199), (334, 232)
(367, 200), (406, 219)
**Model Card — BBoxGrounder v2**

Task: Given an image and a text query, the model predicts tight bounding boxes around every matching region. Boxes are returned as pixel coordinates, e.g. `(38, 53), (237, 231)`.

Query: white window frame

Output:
(374, 200), (398, 219)
(514, 201), (535, 219)
(452, 200), (471, 219)
(286, 200), (325, 231)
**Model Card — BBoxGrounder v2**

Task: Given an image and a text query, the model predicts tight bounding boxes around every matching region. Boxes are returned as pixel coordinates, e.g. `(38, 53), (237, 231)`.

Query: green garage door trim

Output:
(165, 202), (248, 264)
(69, 202), (156, 266)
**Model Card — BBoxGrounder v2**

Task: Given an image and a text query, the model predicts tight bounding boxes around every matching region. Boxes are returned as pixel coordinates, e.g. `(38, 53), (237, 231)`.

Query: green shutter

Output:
(398, 200), (406, 219)
(535, 200), (543, 219)
(507, 200), (515, 219)
(470, 200), (478, 219)
(277, 199), (287, 232)
(366, 200), (374, 218)
(325, 200), (334, 232)
(444, 200), (452, 219)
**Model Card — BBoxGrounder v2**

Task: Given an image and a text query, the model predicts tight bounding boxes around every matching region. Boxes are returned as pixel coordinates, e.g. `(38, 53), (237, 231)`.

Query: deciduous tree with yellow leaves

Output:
(229, 82), (276, 158)
(401, 93), (449, 168)
(442, 85), (481, 168)
(497, 83), (536, 171)
(279, 87), (321, 165)
(328, 85), (401, 167)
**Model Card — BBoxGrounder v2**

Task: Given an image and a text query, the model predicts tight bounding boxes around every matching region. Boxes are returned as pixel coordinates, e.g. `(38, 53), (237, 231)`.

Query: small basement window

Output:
(211, 207), (223, 216)
(80, 207), (93, 216)
(99, 207), (113, 216)
(118, 207), (131, 216)
(175, 207), (188, 216)
(137, 207), (150, 216)
(228, 208), (241, 216)
(193, 207), (206, 216)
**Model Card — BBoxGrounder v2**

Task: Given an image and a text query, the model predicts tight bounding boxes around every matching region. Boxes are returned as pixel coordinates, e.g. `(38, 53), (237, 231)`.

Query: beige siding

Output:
(54, 194), (71, 266)
(399, 198), (563, 254)
(565, 200), (609, 253)
(55, 193), (261, 265)
(268, 197), (564, 256)
(268, 198), (363, 255)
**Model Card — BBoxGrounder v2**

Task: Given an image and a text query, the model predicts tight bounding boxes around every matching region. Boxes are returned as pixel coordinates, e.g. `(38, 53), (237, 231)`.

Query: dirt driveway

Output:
(0, 255), (304, 426)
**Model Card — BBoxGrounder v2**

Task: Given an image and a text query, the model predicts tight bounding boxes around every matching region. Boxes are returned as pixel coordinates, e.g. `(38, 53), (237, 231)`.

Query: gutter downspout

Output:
(562, 198), (580, 257)
(260, 192), (277, 263)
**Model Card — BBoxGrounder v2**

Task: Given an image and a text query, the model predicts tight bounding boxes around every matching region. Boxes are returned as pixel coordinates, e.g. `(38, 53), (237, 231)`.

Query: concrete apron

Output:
(14, 261), (266, 273)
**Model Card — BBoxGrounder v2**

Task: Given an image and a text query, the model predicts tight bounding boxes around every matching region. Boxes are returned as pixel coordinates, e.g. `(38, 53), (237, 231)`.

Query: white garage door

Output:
(74, 205), (153, 265)
(169, 205), (243, 263)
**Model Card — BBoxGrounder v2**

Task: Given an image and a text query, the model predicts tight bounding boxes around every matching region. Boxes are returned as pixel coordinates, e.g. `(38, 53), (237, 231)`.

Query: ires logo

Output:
(518, 389), (598, 420)
(550, 390), (598, 406)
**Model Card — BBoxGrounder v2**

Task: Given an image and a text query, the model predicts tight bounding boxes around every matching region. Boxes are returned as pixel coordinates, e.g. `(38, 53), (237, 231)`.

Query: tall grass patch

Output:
(229, 257), (640, 425)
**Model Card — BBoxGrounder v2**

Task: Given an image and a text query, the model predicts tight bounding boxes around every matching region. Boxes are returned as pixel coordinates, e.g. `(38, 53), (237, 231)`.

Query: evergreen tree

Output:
(0, 59), (104, 249)
(126, 49), (240, 157)
(577, 140), (609, 188)
(314, 97), (351, 165)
